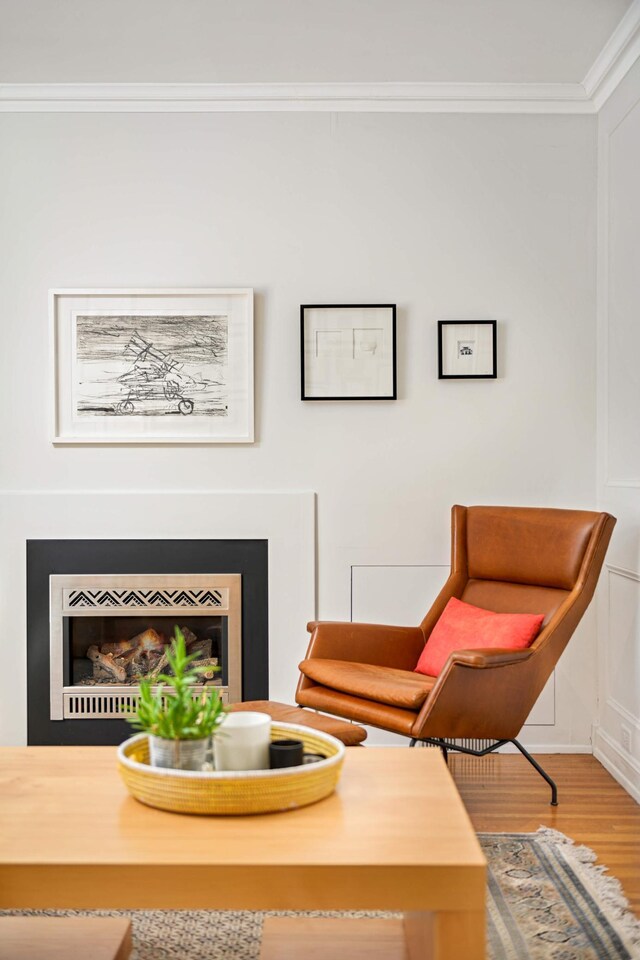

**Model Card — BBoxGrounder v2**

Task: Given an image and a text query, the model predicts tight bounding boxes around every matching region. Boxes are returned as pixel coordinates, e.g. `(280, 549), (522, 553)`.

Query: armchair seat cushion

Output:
(298, 658), (436, 709)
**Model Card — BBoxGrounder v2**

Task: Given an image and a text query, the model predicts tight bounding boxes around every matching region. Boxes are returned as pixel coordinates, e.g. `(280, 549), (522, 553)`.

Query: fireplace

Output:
(27, 539), (268, 745)
(50, 574), (242, 720)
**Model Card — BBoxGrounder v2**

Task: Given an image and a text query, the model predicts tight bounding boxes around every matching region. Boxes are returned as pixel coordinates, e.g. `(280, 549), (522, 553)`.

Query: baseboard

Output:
(593, 725), (640, 803)
(501, 743), (592, 754)
(365, 740), (592, 753)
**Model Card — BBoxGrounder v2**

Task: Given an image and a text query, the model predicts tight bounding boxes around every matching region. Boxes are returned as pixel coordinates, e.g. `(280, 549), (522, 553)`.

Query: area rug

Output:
(3, 829), (639, 959)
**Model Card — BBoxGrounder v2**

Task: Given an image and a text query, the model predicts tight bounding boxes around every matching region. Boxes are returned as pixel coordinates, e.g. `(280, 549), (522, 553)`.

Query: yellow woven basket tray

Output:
(117, 721), (346, 816)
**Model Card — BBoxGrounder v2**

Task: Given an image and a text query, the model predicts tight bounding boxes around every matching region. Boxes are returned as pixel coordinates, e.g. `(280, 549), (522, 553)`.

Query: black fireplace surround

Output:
(27, 539), (269, 745)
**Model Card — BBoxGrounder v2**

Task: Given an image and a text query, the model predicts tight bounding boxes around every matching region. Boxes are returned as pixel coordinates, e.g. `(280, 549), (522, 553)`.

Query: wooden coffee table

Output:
(0, 747), (485, 959)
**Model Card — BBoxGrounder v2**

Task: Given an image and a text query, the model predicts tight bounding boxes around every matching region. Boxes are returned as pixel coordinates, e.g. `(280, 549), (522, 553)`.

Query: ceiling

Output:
(0, 0), (633, 85)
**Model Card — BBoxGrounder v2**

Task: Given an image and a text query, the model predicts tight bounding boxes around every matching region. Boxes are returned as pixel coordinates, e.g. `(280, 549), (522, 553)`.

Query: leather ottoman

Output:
(230, 700), (367, 746)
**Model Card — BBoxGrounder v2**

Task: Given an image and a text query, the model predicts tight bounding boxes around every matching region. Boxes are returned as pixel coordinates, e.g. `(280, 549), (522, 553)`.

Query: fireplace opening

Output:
(66, 616), (228, 688)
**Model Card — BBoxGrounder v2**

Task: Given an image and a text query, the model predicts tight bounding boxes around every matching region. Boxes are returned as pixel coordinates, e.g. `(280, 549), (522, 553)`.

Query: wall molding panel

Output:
(601, 94), (640, 487)
(593, 724), (640, 803)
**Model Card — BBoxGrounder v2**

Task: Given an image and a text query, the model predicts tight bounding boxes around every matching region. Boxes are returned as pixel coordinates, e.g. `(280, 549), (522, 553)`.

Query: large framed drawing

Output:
(51, 289), (254, 444)
(437, 320), (497, 379)
(301, 304), (396, 400)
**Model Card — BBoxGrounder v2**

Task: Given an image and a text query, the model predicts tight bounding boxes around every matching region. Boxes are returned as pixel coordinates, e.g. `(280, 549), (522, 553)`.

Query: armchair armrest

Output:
(302, 621), (425, 671)
(448, 647), (534, 669)
(412, 645), (538, 740)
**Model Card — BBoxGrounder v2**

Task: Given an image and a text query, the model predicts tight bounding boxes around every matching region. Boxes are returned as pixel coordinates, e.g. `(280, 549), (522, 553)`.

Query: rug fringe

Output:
(534, 826), (640, 954)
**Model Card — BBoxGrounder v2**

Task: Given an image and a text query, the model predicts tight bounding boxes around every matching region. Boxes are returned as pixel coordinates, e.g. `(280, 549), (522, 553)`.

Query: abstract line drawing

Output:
(74, 314), (228, 418)
(353, 327), (382, 359)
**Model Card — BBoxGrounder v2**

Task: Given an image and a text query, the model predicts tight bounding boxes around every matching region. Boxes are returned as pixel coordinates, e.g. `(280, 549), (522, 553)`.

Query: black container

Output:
(269, 738), (304, 768)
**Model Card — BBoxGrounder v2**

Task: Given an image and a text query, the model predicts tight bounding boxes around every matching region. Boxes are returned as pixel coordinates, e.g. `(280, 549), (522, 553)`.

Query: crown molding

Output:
(2, 3), (640, 116)
(0, 81), (594, 114)
(583, 0), (640, 110)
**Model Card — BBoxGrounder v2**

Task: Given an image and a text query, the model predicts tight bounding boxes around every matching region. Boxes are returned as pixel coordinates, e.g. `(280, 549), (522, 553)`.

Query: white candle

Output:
(214, 711), (271, 771)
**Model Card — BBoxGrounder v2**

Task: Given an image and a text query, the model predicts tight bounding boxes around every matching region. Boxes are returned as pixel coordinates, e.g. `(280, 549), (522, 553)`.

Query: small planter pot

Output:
(148, 734), (210, 771)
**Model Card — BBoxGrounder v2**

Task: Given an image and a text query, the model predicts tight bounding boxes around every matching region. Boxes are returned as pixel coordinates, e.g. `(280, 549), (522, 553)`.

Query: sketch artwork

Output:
(457, 340), (475, 358)
(74, 314), (228, 418)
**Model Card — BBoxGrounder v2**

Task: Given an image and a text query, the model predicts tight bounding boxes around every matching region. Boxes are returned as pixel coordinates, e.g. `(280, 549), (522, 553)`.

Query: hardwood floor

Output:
(448, 752), (640, 916)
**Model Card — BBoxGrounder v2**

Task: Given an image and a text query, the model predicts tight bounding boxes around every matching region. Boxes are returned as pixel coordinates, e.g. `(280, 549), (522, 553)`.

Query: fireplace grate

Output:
(62, 685), (226, 720)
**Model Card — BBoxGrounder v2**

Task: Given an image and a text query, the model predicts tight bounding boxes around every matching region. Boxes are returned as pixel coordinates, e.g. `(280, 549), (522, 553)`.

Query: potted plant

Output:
(128, 626), (226, 770)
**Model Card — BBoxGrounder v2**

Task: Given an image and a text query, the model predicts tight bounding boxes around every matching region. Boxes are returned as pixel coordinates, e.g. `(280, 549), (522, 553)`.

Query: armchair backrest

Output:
(416, 505), (616, 738)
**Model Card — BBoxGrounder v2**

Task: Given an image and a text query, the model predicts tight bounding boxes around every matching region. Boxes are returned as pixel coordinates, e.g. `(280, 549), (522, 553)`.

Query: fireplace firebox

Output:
(27, 539), (268, 745)
(50, 574), (242, 720)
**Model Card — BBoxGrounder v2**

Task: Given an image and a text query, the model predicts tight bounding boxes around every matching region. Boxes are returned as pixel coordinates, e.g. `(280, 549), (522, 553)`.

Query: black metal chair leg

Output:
(440, 745), (449, 764)
(408, 735), (558, 805)
(511, 738), (558, 806)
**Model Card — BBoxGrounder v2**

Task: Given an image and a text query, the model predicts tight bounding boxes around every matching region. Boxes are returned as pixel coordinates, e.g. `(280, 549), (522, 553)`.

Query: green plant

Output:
(128, 626), (226, 740)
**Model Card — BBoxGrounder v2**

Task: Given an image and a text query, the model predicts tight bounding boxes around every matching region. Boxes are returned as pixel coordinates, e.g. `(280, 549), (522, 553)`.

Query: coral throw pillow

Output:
(414, 597), (544, 678)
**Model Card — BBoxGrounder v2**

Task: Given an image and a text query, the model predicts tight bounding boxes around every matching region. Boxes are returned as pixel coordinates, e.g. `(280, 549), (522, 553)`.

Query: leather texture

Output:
(230, 699), (367, 745)
(296, 505), (616, 741)
(295, 686), (419, 736)
(298, 659), (435, 708)
(465, 506), (597, 591)
(297, 621), (425, 671)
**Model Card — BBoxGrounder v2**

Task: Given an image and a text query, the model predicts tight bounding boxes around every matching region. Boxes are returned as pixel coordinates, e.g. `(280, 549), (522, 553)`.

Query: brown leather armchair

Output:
(296, 505), (616, 804)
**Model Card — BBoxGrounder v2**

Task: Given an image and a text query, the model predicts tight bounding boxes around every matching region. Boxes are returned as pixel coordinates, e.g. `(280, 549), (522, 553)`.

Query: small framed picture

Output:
(301, 304), (397, 400)
(438, 320), (497, 379)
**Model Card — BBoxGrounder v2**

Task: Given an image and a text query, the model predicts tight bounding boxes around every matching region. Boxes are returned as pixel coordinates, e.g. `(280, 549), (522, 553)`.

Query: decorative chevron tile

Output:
(66, 588), (224, 609)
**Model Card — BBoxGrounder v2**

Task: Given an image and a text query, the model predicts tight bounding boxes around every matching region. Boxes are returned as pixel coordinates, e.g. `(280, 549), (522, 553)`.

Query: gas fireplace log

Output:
(101, 629), (165, 658)
(186, 637), (213, 660)
(194, 657), (220, 681)
(145, 650), (171, 680)
(86, 645), (127, 683)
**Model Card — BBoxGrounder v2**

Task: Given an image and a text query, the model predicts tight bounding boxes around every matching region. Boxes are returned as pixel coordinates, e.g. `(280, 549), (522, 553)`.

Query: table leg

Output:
(404, 910), (485, 960)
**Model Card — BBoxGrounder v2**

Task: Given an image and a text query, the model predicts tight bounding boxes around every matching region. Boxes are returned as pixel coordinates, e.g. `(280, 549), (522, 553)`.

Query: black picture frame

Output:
(300, 304), (397, 401)
(437, 320), (497, 379)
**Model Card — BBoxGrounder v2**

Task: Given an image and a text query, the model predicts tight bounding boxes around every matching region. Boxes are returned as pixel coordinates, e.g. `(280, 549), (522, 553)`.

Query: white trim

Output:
(1, 4), (640, 115)
(600, 93), (640, 487)
(584, 0), (640, 110)
(593, 724), (640, 803)
(606, 697), (640, 731)
(371, 743), (593, 753)
(607, 563), (640, 583)
(0, 81), (594, 114)
(502, 744), (592, 754)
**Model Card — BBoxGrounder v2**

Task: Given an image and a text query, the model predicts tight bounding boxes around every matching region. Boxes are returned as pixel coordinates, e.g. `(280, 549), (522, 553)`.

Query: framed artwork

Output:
(301, 304), (397, 400)
(50, 288), (254, 444)
(438, 320), (497, 379)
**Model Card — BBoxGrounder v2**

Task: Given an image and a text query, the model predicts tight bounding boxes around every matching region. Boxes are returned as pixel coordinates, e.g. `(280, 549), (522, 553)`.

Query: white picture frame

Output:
(50, 288), (254, 444)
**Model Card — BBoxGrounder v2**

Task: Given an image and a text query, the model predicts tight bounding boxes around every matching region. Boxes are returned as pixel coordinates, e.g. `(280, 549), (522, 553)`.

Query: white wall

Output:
(594, 56), (640, 799)
(0, 110), (598, 747)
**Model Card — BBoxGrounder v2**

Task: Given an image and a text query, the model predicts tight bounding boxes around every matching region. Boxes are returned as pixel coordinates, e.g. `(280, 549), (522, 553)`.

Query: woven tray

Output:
(117, 722), (346, 815)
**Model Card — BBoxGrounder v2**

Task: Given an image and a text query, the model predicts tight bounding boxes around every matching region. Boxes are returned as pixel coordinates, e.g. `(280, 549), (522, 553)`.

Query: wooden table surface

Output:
(0, 746), (486, 959)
